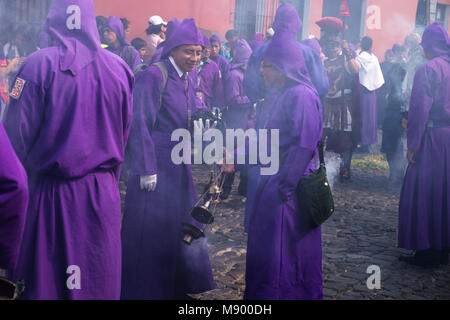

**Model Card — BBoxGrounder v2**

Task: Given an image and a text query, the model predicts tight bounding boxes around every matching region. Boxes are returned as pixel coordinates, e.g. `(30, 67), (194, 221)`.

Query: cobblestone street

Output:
(186, 153), (450, 300)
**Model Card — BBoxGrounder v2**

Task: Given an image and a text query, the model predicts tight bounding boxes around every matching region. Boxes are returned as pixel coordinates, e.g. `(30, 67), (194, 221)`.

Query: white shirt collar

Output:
(169, 56), (186, 78)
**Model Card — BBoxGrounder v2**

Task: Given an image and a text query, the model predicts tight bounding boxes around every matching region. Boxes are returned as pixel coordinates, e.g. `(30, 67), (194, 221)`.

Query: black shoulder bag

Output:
(296, 140), (335, 227)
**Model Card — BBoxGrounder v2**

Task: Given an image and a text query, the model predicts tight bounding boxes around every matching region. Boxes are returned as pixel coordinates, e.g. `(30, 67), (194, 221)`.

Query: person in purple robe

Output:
(195, 35), (223, 109)
(244, 29), (323, 300)
(243, 3), (330, 103)
(398, 23), (450, 268)
(209, 35), (231, 79)
(355, 36), (385, 147)
(223, 39), (253, 130)
(221, 39), (253, 198)
(0, 122), (28, 271)
(249, 33), (265, 51)
(243, 3), (327, 231)
(121, 18), (215, 300)
(3, 0), (134, 299)
(104, 15), (141, 72)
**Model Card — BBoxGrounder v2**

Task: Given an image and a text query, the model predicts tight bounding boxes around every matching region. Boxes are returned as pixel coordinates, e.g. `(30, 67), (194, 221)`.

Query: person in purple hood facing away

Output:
(195, 35), (223, 109)
(121, 18), (215, 300)
(0, 122), (28, 272)
(243, 3), (329, 103)
(104, 15), (141, 72)
(3, 0), (134, 299)
(398, 23), (450, 268)
(245, 29), (323, 300)
(222, 39), (253, 198)
(249, 33), (265, 51)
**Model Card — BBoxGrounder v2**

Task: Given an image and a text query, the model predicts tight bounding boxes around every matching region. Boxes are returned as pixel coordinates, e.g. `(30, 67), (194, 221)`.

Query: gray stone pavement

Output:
(187, 155), (450, 300)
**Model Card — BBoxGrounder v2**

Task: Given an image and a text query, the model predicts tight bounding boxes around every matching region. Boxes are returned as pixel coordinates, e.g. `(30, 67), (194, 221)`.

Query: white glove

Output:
(140, 174), (157, 192)
(193, 118), (204, 133)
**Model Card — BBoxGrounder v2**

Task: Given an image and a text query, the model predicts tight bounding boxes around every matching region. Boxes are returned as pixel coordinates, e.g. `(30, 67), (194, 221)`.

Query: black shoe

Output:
(220, 188), (231, 200)
(399, 250), (440, 268)
(238, 182), (247, 197)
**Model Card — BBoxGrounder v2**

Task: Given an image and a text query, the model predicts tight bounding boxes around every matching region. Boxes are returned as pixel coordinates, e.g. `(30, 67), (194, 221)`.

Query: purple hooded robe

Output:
(105, 15), (141, 72)
(210, 35), (231, 78)
(121, 19), (215, 300)
(0, 123), (28, 271)
(244, 30), (323, 300)
(398, 23), (450, 251)
(196, 36), (223, 109)
(249, 33), (265, 51)
(223, 39), (253, 130)
(4, 0), (134, 299)
(243, 3), (327, 233)
(243, 3), (330, 102)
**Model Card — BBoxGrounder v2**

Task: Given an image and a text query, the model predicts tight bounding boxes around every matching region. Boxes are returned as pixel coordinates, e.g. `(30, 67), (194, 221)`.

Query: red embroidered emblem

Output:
(10, 78), (26, 99)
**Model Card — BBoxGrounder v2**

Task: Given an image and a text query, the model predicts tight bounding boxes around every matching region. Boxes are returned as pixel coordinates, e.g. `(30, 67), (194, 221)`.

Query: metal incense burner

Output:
(182, 170), (225, 245)
(0, 277), (24, 300)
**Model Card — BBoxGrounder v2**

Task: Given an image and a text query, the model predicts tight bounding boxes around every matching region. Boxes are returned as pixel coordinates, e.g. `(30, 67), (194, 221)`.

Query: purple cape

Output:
(245, 30), (323, 300)
(398, 23), (450, 251)
(0, 123), (28, 270)
(4, 0), (134, 299)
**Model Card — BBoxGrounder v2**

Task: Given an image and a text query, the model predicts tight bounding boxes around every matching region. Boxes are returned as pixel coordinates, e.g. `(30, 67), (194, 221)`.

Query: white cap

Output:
(266, 27), (274, 37)
(149, 15), (167, 26)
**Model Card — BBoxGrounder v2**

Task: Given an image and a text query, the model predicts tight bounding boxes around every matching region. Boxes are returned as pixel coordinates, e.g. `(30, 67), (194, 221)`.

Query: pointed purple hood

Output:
(250, 33), (265, 51)
(209, 34), (221, 46)
(162, 18), (204, 58)
(41, 0), (100, 75)
(231, 39), (252, 69)
(166, 18), (181, 40)
(105, 15), (129, 46)
(273, 2), (302, 38)
(420, 22), (450, 58)
(264, 30), (316, 94)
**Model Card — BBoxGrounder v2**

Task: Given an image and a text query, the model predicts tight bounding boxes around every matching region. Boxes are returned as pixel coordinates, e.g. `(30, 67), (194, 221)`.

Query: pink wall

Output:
(93, 0), (235, 42)
(365, 0), (419, 59)
(306, 0), (420, 59)
(308, 0), (324, 39)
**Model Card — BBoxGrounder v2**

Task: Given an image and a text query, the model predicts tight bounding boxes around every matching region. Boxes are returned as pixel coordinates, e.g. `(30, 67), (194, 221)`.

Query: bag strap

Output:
(150, 61), (168, 127)
(125, 45), (134, 71)
(318, 139), (325, 166)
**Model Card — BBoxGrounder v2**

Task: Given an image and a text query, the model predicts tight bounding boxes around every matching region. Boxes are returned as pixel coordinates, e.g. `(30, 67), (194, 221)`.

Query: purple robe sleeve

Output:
(225, 71), (251, 106)
(300, 44), (330, 99)
(4, 74), (45, 163)
(212, 67), (224, 108)
(0, 123), (28, 270)
(128, 66), (163, 175)
(278, 88), (322, 202)
(406, 64), (434, 151)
